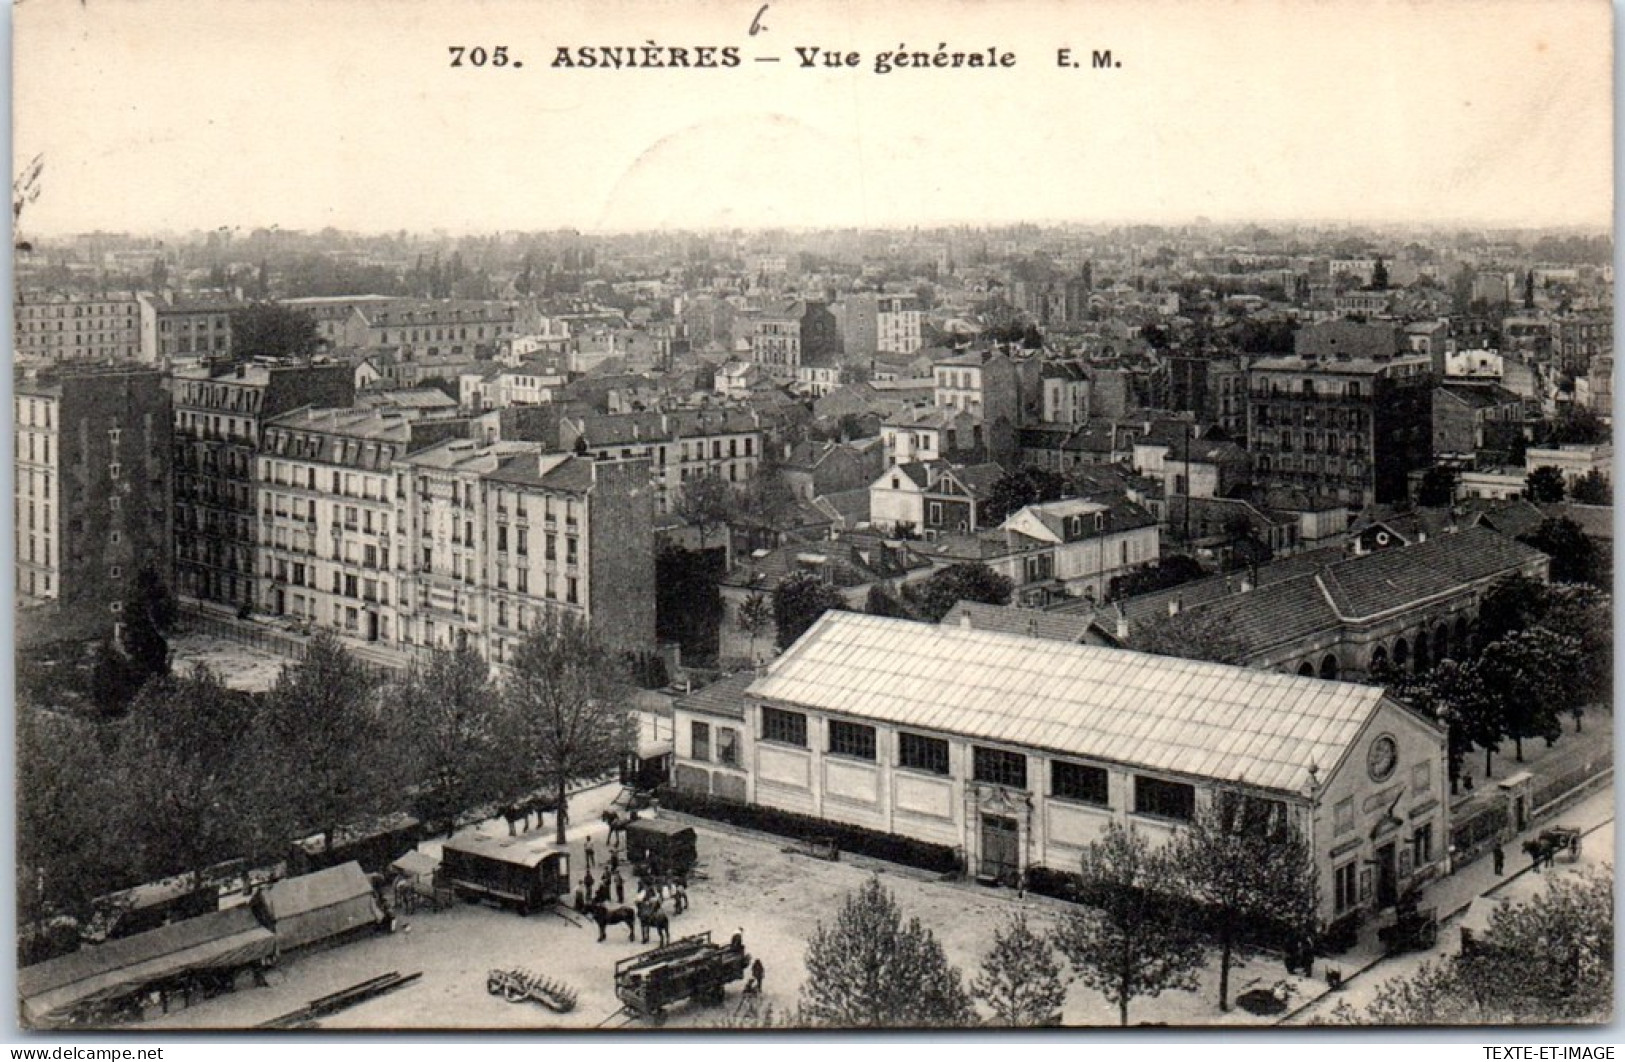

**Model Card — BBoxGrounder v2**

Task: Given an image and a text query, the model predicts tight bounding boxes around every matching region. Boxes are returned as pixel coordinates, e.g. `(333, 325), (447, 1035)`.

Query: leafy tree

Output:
(864, 583), (917, 620)
(256, 632), (389, 851)
(1416, 465), (1460, 507)
(902, 563), (1013, 623)
(984, 466), (1069, 525)
(1519, 517), (1605, 587)
(1108, 554), (1205, 601)
(674, 473), (737, 550)
(17, 705), (131, 924)
(1379, 658), (1497, 794)
(736, 590), (774, 663)
(972, 910), (1070, 1026)
(1524, 465), (1566, 504)
(1059, 821), (1205, 1026)
(1474, 628), (1580, 761)
(1169, 789), (1319, 1012)
(1132, 606), (1252, 665)
(800, 876), (976, 1028)
(1568, 469), (1611, 506)
(89, 637), (145, 718)
(120, 566), (175, 684)
(1474, 573), (1553, 647)
(115, 666), (270, 886)
(1535, 584), (1613, 723)
(505, 616), (635, 843)
(773, 571), (848, 649)
(389, 646), (509, 836)
(1370, 256), (1390, 290)
(230, 302), (321, 361)
(655, 543), (724, 664)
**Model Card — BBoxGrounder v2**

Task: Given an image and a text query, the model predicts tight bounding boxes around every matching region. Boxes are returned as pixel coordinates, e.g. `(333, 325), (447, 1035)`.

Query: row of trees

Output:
(1376, 575), (1608, 790)
(777, 792), (1317, 1028)
(20, 619), (634, 927)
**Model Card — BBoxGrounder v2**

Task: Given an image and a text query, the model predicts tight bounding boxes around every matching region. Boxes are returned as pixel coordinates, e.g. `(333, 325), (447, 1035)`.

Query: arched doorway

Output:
(1413, 635), (1430, 673)
(1370, 645), (1389, 672)
(1319, 655), (1339, 680)
(1434, 625), (1450, 663)
(1455, 615), (1471, 654)
(1393, 637), (1410, 670)
(1298, 661), (1316, 677)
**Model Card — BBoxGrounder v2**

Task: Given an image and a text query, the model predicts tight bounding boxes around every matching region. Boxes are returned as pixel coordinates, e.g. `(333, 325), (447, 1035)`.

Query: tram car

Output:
(439, 834), (571, 916)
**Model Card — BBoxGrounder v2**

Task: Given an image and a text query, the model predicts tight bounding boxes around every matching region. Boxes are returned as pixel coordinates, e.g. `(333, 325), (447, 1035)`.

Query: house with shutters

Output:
(868, 460), (1005, 539)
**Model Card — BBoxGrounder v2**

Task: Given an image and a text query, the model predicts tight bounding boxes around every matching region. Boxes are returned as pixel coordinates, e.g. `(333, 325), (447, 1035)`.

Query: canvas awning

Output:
(389, 850), (440, 881)
(19, 907), (274, 1029)
(256, 861), (383, 953)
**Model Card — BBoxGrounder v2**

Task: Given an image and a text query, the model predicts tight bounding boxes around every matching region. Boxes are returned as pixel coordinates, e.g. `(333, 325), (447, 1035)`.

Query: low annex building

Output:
(674, 612), (1449, 926)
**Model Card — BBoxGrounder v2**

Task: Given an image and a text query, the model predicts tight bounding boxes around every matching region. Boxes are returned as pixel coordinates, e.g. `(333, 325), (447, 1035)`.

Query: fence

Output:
(1533, 747), (1615, 816)
(178, 607), (405, 680)
(1449, 802), (1509, 869)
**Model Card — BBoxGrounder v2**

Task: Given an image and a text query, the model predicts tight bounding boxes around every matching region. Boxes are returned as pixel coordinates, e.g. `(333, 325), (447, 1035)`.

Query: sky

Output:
(11, 0), (1616, 236)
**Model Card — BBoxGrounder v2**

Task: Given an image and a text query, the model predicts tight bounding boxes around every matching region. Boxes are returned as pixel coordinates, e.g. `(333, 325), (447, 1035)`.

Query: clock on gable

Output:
(1367, 734), (1398, 783)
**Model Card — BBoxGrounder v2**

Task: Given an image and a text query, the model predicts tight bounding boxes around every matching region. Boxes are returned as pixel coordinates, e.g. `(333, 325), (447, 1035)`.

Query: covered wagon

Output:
(252, 861), (385, 954)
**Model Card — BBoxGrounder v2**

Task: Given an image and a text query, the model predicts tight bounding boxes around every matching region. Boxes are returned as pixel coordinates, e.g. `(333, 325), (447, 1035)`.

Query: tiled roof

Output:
(1317, 526), (1547, 619)
(484, 452), (596, 493)
(940, 601), (1095, 643)
(1539, 502), (1612, 540)
(748, 612), (1389, 795)
(674, 672), (755, 720)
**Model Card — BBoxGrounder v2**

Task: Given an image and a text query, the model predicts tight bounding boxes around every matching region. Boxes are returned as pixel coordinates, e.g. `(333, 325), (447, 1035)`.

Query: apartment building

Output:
(15, 293), (144, 365)
(138, 293), (241, 365)
(559, 409), (765, 514)
(255, 409), (414, 643)
(15, 368), (173, 635)
(171, 363), (356, 609)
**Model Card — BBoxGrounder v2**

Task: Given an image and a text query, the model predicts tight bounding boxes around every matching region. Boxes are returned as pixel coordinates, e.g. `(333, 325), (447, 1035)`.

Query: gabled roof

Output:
(1317, 526), (1547, 619)
(674, 672), (755, 720)
(749, 612), (1393, 796)
(940, 601), (1095, 643)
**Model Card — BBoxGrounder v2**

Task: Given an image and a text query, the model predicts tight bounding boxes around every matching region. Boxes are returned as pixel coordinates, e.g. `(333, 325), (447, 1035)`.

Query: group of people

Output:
(572, 823), (690, 915)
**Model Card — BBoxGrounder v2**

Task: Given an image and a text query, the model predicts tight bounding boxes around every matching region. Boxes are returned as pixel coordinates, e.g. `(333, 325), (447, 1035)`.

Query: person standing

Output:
(583, 870), (595, 901)
(585, 836), (596, 870)
(1493, 844), (1505, 875)
(750, 958), (765, 995)
(613, 870), (626, 904)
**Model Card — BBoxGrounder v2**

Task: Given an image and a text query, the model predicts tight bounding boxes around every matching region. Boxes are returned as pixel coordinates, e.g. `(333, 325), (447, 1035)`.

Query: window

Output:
(973, 747), (1027, 789)
(760, 706), (807, 747)
(691, 721), (711, 762)
(828, 720), (876, 761)
(1334, 796), (1355, 835)
(928, 502), (943, 524)
(1051, 760), (1109, 806)
(1133, 775), (1195, 822)
(1412, 823), (1434, 867)
(717, 727), (739, 767)
(1335, 861), (1358, 913)
(898, 731), (949, 775)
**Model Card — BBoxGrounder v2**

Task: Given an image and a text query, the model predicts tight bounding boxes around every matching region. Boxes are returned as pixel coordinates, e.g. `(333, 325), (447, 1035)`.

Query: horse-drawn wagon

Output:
(1524, 826), (1583, 869)
(439, 835), (571, 917)
(624, 819), (697, 879)
(612, 931), (750, 1019)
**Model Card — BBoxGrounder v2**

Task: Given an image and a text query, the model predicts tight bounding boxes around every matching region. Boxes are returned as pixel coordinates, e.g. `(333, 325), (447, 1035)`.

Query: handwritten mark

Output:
(749, 4), (769, 35)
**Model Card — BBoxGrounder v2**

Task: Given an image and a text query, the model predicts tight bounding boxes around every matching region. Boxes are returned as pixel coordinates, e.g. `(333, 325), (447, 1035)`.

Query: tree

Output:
(389, 646), (509, 836)
(120, 565), (175, 684)
(1416, 465), (1460, 507)
(984, 466), (1069, 525)
(89, 636), (145, 718)
(1523, 269), (1536, 309)
(256, 632), (389, 851)
(1379, 657), (1498, 793)
(1108, 554), (1205, 600)
(1168, 789), (1319, 1012)
(505, 616), (635, 844)
(1132, 606), (1252, 665)
(1524, 465), (1566, 504)
(736, 591), (774, 663)
(800, 876), (976, 1028)
(1059, 821), (1206, 1026)
(773, 571), (848, 649)
(674, 473), (736, 550)
(1475, 572), (1553, 647)
(229, 302), (321, 362)
(864, 583), (917, 620)
(115, 666), (271, 886)
(1534, 584), (1613, 723)
(1371, 256), (1389, 290)
(1568, 469), (1611, 506)
(902, 563), (1013, 623)
(971, 911), (1070, 1026)
(1519, 517), (1605, 587)
(1474, 628), (1580, 761)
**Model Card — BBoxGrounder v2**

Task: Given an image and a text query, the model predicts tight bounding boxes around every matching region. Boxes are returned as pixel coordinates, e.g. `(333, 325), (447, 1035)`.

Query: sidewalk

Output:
(1282, 783), (1615, 1024)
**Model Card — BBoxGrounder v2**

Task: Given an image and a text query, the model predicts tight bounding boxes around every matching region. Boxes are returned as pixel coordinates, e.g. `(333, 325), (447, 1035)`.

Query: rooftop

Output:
(748, 611), (1394, 796)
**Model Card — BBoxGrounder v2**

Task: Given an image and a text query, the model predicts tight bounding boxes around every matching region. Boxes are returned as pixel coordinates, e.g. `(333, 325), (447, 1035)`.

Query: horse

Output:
(503, 794), (557, 836)
(637, 898), (670, 946)
(589, 902), (638, 943)
(603, 808), (640, 849)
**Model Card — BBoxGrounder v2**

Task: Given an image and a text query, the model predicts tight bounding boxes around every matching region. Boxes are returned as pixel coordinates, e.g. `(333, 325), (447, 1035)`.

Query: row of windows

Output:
(755, 709), (1194, 819)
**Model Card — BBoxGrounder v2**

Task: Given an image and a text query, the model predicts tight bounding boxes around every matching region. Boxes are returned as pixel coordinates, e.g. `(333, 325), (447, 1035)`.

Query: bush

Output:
(657, 788), (961, 874)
